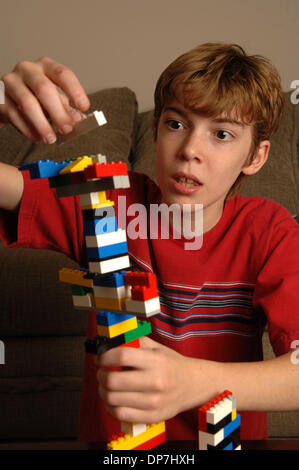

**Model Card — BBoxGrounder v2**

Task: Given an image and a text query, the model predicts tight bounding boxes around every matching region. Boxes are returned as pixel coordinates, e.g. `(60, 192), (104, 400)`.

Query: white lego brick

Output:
(93, 284), (130, 299)
(92, 154), (107, 164)
(85, 229), (127, 248)
(72, 293), (94, 308)
(198, 427), (224, 448)
(79, 192), (104, 207)
(125, 297), (160, 317)
(88, 255), (130, 274)
(112, 175), (130, 189)
(57, 111), (107, 144)
(121, 422), (147, 437)
(207, 397), (233, 425)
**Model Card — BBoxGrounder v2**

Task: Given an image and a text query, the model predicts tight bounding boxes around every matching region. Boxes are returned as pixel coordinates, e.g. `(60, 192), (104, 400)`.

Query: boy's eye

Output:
(166, 119), (184, 130)
(216, 130), (232, 140)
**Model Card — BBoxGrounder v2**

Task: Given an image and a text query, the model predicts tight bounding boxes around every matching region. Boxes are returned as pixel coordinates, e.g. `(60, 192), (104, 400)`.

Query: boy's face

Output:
(155, 99), (269, 232)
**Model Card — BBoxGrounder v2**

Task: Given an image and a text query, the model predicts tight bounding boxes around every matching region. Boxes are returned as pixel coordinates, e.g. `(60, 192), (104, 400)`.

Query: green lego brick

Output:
(123, 319), (152, 342)
(71, 284), (94, 296)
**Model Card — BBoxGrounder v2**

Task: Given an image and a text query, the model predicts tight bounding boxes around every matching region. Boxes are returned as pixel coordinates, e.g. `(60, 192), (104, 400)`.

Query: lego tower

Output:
(19, 112), (166, 450)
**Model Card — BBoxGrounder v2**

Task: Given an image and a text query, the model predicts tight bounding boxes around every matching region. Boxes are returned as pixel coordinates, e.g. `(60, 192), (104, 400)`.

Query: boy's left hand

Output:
(96, 336), (196, 423)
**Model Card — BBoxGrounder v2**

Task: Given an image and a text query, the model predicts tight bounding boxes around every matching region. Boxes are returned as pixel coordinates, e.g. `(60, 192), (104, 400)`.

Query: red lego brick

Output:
(84, 162), (128, 180)
(118, 338), (140, 349)
(131, 285), (159, 301)
(124, 271), (158, 289)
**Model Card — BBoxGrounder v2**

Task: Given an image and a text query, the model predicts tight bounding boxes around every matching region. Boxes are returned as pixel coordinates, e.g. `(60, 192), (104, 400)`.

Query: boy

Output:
(0, 43), (298, 443)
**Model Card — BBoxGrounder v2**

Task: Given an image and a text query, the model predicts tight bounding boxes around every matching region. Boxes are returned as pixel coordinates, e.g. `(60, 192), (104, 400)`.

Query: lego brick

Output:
(107, 422), (165, 450)
(92, 154), (107, 164)
(59, 267), (94, 288)
(198, 390), (233, 427)
(72, 293), (94, 309)
(198, 414), (240, 449)
(93, 284), (129, 299)
(206, 396), (234, 425)
(87, 241), (128, 261)
(123, 319), (151, 342)
(59, 155), (93, 174)
(54, 174), (130, 198)
(84, 161), (128, 180)
(131, 285), (159, 301)
(57, 110), (107, 144)
(84, 320), (151, 354)
(92, 271), (125, 288)
(85, 229), (126, 248)
(118, 338), (140, 349)
(88, 255), (130, 275)
(94, 296), (127, 310)
(124, 271), (158, 289)
(71, 285), (93, 296)
(125, 297), (160, 317)
(97, 315), (137, 338)
(96, 311), (135, 327)
(79, 191), (113, 209)
(132, 431), (166, 450)
(121, 422), (147, 437)
(19, 159), (71, 179)
(205, 410), (236, 434)
(83, 216), (117, 236)
(206, 426), (241, 451)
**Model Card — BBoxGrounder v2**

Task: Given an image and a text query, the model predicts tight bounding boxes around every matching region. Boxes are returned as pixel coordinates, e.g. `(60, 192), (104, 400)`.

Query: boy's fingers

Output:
(40, 57), (90, 111)
(98, 347), (152, 369)
(0, 95), (41, 142)
(3, 72), (58, 142)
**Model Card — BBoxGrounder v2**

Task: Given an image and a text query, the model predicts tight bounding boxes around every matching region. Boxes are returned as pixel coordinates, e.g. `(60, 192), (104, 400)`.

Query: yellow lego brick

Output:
(59, 267), (94, 288)
(97, 316), (137, 338)
(107, 422), (166, 450)
(94, 296), (128, 310)
(231, 408), (237, 421)
(59, 155), (93, 174)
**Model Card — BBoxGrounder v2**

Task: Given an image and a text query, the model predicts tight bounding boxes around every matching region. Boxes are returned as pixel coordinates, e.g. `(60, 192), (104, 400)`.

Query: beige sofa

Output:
(0, 87), (298, 440)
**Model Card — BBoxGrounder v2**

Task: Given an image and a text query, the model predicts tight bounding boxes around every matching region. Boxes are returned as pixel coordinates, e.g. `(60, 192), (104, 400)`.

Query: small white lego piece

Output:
(125, 297), (160, 317)
(85, 229), (127, 248)
(88, 255), (130, 274)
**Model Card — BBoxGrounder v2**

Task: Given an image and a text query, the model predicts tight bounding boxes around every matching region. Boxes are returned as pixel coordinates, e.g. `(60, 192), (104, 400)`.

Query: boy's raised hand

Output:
(0, 56), (90, 143)
(96, 336), (200, 424)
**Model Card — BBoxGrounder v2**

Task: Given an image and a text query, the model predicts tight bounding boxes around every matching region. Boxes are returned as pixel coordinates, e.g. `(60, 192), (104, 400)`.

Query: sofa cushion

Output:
(133, 92), (299, 216)
(0, 87), (138, 166)
(0, 245), (86, 337)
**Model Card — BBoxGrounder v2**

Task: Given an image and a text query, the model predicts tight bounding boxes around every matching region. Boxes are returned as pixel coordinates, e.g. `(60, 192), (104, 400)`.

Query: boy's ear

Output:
(242, 140), (270, 176)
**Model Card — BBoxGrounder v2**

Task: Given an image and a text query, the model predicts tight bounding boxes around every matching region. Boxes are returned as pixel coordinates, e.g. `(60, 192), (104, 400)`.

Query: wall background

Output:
(1, 0), (298, 111)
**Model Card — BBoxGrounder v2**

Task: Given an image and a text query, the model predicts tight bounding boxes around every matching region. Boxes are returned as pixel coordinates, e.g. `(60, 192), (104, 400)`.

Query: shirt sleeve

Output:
(253, 209), (299, 357)
(0, 169), (85, 266)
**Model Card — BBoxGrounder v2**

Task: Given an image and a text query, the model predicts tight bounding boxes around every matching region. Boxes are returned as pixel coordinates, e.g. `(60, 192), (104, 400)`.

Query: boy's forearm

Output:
(0, 162), (24, 211)
(192, 350), (299, 412)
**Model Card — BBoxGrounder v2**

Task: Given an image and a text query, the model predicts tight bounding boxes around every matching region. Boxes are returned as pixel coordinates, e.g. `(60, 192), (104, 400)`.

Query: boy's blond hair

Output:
(153, 43), (284, 197)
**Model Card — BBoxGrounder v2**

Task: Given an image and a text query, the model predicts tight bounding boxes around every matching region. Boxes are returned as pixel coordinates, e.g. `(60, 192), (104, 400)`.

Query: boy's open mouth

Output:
(171, 172), (203, 194)
(175, 176), (200, 187)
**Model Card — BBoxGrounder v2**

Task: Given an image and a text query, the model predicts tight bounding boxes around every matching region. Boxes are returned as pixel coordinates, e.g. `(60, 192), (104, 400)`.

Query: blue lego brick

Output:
(96, 311), (135, 327)
(87, 241), (128, 260)
(19, 160), (71, 179)
(83, 216), (117, 235)
(92, 271), (125, 287)
(223, 414), (240, 438)
(223, 442), (233, 450)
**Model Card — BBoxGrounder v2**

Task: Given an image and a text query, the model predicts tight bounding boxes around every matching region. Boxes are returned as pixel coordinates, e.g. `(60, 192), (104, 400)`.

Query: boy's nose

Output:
(179, 133), (203, 162)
